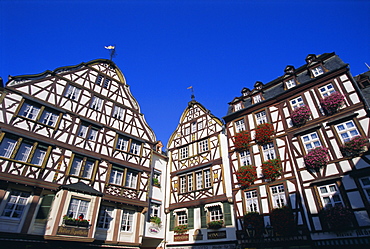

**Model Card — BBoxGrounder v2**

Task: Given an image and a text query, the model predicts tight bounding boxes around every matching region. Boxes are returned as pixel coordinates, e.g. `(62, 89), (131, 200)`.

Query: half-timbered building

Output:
(0, 59), (167, 248)
(165, 99), (236, 249)
(224, 53), (370, 248)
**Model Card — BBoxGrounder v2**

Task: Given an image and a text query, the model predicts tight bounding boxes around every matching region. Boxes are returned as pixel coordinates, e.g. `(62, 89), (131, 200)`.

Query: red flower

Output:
(236, 165), (257, 189)
(261, 158), (281, 180)
(270, 206), (296, 236)
(319, 92), (345, 115)
(255, 123), (274, 145)
(234, 131), (251, 151)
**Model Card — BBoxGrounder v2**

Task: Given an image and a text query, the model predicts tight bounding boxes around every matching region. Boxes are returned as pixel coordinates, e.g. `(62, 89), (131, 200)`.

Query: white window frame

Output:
(335, 120), (360, 143)
(197, 121), (203, 130)
(240, 150), (252, 166)
(39, 110), (59, 127)
(121, 209), (135, 232)
(67, 198), (90, 219)
(270, 185), (286, 208)
(318, 183), (344, 209)
(191, 122), (197, 133)
(262, 142), (276, 160)
(65, 85), (81, 100)
(360, 177), (370, 202)
(285, 78), (296, 89)
(301, 131), (322, 152)
(245, 190), (259, 213)
(150, 203), (161, 218)
(312, 66), (324, 77)
(69, 156), (95, 179)
(1, 190), (30, 219)
(255, 110), (267, 124)
(235, 119), (245, 132)
(199, 139), (209, 153)
(19, 103), (40, 120)
(110, 168), (123, 185)
(176, 211), (188, 225)
(319, 83), (335, 98)
(253, 94), (262, 104)
(179, 176), (186, 193)
(290, 96), (304, 110)
(91, 96), (103, 111)
(234, 102), (242, 111)
(129, 141), (141, 155)
(112, 106), (124, 120)
(208, 205), (223, 222)
(180, 146), (188, 159)
(125, 170), (138, 189)
(187, 174), (193, 192)
(97, 205), (114, 229)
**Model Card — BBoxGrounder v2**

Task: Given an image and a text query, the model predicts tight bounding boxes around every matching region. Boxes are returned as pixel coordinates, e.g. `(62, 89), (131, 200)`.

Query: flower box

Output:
(63, 218), (89, 227)
(291, 105), (311, 127)
(234, 131), (251, 151)
(304, 147), (329, 171)
(319, 92), (345, 115)
(340, 136), (368, 158)
(173, 224), (188, 234)
(270, 206), (296, 236)
(150, 216), (162, 226)
(207, 220), (223, 229)
(255, 123), (274, 145)
(320, 205), (352, 230)
(236, 165), (257, 189)
(261, 158), (282, 181)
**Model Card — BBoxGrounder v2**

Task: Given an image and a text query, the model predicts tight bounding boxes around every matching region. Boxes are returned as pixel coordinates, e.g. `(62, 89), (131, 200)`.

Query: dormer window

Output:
(305, 54), (317, 64)
(241, 88), (251, 97)
(312, 66), (324, 77)
(284, 65), (295, 75)
(285, 78), (296, 89)
(253, 94), (262, 104)
(254, 81), (263, 90)
(234, 102), (243, 112)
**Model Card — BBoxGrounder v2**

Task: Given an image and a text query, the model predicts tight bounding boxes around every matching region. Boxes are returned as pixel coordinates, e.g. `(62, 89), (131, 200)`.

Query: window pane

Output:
(30, 147), (47, 166)
(15, 142), (33, 162)
(0, 137), (17, 158)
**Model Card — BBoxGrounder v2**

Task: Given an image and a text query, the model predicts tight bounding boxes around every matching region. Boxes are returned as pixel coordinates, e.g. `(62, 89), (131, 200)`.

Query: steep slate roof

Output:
(58, 182), (104, 196)
(225, 53), (348, 117)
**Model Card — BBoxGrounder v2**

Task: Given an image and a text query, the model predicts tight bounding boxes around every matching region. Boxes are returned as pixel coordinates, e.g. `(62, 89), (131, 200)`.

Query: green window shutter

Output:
(223, 202), (232, 226)
(200, 205), (207, 228)
(187, 207), (194, 229)
(36, 194), (55, 219)
(169, 211), (174, 231)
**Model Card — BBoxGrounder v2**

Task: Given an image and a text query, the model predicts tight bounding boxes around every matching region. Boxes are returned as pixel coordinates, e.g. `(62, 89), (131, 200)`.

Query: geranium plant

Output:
(234, 131), (251, 151)
(63, 215), (90, 227)
(320, 205), (352, 230)
(340, 136), (368, 158)
(319, 92), (345, 115)
(255, 123), (275, 145)
(270, 206), (296, 236)
(173, 224), (188, 234)
(236, 165), (257, 189)
(150, 216), (162, 226)
(262, 158), (282, 181)
(243, 212), (264, 237)
(291, 105), (311, 127)
(207, 220), (223, 229)
(304, 147), (329, 171)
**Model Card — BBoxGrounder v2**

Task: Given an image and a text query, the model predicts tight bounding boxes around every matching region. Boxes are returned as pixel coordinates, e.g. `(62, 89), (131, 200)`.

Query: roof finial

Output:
(105, 45), (116, 61)
(187, 86), (195, 100)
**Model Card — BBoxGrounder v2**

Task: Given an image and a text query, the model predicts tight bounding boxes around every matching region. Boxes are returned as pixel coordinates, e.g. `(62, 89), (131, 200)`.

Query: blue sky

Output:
(1, 0), (369, 147)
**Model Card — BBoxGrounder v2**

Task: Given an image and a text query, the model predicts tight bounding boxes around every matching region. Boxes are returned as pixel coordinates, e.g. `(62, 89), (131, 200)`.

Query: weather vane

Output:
(105, 45), (116, 61)
(187, 86), (195, 100)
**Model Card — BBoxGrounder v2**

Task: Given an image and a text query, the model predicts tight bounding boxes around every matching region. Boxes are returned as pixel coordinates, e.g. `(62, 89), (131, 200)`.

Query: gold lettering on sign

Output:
(207, 231), (226, 239)
(57, 226), (89, 237)
(174, 234), (189, 241)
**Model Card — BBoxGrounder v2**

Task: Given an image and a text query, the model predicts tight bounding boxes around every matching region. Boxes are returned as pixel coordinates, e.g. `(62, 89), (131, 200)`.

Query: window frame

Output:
(121, 209), (135, 232)
(68, 154), (97, 180)
(17, 100), (61, 128)
(255, 110), (268, 125)
(301, 131), (322, 153)
(179, 168), (212, 193)
(1, 190), (31, 219)
(262, 142), (276, 160)
(311, 66), (324, 77)
(64, 84), (81, 100)
(176, 210), (188, 226)
(234, 102), (243, 112)
(359, 177), (370, 203)
(290, 96), (305, 110)
(245, 189), (260, 213)
(112, 105), (124, 120)
(285, 78), (297, 89)
(270, 184), (287, 208)
(253, 94), (262, 104)
(234, 118), (246, 132)
(115, 135), (142, 155)
(334, 120), (361, 143)
(90, 96), (103, 111)
(198, 139), (209, 153)
(179, 146), (189, 160)
(97, 205), (114, 229)
(317, 183), (344, 209)
(239, 150), (252, 166)
(66, 197), (90, 220)
(319, 83), (336, 98)
(208, 205), (223, 222)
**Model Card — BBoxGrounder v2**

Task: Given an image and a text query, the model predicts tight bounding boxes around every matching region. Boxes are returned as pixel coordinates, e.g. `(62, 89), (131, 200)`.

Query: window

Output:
(65, 85), (81, 100)
(113, 106), (124, 119)
(197, 122), (203, 130)
(285, 79), (296, 89)
(109, 167), (138, 189)
(270, 185), (286, 208)
(240, 150), (252, 166)
(245, 190), (259, 212)
(253, 94), (262, 104)
(209, 206), (223, 222)
(183, 127), (190, 135)
(18, 102), (60, 127)
(179, 176), (187, 193)
(181, 169), (211, 193)
(177, 211), (187, 225)
(125, 170), (138, 189)
(69, 155), (96, 179)
(191, 122), (197, 133)
(90, 96), (103, 111)
(115, 135), (141, 155)
(302, 131), (322, 152)
(262, 142), (276, 160)
(199, 139), (209, 153)
(1, 190), (30, 219)
(234, 103), (242, 111)
(121, 209), (135, 232)
(97, 205), (114, 229)
(187, 174), (193, 192)
(0, 136), (48, 166)
(180, 146), (188, 159)
(96, 75), (110, 89)
(312, 66), (324, 77)
(67, 198), (89, 219)
(150, 203), (161, 218)
(88, 128), (99, 141)
(319, 83), (335, 97)
(335, 121), (360, 143)
(255, 110), (267, 124)
(78, 123), (100, 141)
(235, 119), (245, 132)
(290, 96), (304, 109)
(103, 78), (110, 89)
(318, 184), (343, 208)
(360, 177), (370, 202)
